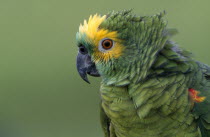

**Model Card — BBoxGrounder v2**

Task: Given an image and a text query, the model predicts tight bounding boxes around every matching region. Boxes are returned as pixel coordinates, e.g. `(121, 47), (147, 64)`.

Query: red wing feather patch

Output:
(188, 88), (206, 103)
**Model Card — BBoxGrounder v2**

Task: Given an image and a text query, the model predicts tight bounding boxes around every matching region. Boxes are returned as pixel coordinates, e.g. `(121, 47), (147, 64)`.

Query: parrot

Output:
(75, 9), (210, 137)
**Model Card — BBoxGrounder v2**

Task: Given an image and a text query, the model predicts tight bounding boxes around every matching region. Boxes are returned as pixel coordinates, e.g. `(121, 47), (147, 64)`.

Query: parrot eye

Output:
(101, 39), (113, 50)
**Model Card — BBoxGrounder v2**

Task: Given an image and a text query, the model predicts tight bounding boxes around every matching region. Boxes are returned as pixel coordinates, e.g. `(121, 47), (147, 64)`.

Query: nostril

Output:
(79, 46), (87, 54)
(80, 47), (85, 52)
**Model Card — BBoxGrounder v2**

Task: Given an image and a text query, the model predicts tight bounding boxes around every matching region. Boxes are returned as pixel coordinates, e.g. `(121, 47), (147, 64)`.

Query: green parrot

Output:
(76, 10), (210, 137)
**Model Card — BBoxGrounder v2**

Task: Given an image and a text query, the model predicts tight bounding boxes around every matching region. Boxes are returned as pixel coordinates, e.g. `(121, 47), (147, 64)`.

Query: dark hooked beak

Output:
(76, 52), (100, 84)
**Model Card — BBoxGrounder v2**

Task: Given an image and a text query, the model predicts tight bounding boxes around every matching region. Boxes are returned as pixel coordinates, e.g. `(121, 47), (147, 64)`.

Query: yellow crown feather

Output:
(79, 14), (107, 39)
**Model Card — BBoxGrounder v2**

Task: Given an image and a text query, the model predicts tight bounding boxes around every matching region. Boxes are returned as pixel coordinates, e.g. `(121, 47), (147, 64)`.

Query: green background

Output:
(0, 0), (210, 137)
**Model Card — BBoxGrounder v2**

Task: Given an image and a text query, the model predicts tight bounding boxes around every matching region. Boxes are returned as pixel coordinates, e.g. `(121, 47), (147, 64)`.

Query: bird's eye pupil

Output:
(104, 41), (110, 47)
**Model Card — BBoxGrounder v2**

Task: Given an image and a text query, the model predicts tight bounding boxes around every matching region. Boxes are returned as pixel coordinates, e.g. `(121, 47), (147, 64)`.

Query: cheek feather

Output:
(93, 42), (124, 63)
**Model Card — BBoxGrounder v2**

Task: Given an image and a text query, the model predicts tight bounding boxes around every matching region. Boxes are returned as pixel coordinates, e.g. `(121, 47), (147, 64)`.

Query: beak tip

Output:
(84, 78), (90, 84)
(78, 70), (91, 84)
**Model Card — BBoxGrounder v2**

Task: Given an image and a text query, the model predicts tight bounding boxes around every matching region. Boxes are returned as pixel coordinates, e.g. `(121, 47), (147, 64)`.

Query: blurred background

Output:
(0, 0), (210, 137)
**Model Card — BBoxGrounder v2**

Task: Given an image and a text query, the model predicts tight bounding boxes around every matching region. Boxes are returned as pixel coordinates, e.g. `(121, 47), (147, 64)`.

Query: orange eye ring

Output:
(101, 39), (113, 50)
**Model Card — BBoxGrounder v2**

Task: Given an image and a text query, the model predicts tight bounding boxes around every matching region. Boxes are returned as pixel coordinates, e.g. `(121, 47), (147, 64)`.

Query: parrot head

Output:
(76, 10), (168, 84)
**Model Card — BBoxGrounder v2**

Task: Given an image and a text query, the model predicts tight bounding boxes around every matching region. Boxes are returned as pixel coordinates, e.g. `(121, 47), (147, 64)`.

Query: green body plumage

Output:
(76, 10), (210, 137)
